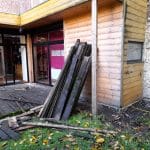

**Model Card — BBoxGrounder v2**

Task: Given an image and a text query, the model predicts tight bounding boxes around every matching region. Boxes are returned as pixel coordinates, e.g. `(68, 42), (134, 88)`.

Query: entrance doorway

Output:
(0, 34), (28, 85)
(33, 28), (64, 86)
(0, 47), (5, 85)
(34, 45), (49, 85)
(4, 44), (22, 84)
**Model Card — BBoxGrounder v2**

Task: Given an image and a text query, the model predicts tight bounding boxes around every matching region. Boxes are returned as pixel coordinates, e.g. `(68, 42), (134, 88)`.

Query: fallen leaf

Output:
(96, 137), (105, 144)
(84, 122), (90, 128)
(43, 139), (48, 145)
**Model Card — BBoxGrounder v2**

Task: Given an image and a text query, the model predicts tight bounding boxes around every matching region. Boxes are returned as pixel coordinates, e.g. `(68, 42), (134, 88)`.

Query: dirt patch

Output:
(76, 99), (150, 135)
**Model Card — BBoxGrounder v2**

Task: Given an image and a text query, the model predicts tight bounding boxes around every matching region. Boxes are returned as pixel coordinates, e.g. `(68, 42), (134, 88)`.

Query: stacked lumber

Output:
(39, 40), (91, 120)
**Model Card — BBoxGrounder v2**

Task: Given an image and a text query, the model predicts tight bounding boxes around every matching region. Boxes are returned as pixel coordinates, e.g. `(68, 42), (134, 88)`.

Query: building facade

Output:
(0, 0), (148, 108)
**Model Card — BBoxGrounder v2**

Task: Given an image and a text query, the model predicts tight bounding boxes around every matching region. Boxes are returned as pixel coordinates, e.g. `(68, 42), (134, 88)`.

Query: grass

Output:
(0, 112), (150, 150)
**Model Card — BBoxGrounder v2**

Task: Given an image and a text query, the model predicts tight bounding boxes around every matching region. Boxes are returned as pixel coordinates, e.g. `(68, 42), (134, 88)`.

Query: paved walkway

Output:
(0, 83), (51, 117)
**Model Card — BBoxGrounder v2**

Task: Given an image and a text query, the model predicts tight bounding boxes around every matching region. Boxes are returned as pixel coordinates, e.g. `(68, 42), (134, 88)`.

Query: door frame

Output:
(0, 46), (5, 84)
(33, 44), (52, 85)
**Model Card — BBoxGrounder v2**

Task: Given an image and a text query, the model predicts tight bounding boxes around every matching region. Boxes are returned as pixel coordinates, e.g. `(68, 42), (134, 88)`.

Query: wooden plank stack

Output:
(39, 40), (91, 120)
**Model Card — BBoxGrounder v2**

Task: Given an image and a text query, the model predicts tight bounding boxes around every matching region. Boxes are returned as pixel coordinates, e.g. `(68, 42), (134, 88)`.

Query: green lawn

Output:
(0, 112), (150, 150)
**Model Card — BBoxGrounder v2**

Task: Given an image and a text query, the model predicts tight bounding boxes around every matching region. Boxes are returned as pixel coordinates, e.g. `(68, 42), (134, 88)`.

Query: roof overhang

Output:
(0, 0), (123, 30)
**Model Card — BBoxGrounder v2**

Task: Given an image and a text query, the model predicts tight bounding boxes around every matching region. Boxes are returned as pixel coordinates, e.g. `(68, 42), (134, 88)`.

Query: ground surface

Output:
(0, 109), (149, 150)
(77, 99), (150, 134)
(0, 84), (51, 118)
(0, 84), (149, 149)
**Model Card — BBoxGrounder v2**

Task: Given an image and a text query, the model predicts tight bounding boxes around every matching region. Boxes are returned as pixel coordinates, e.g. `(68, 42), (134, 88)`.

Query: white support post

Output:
(91, 0), (98, 115)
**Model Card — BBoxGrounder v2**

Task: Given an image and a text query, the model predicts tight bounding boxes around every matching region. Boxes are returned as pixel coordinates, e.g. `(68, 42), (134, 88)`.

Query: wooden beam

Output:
(91, 0), (98, 115)
(0, 13), (20, 26)
(27, 34), (34, 83)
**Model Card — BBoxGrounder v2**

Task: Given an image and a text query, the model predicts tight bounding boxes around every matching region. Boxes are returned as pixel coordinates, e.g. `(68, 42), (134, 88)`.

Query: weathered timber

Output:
(40, 118), (69, 125)
(62, 56), (91, 120)
(52, 43), (88, 120)
(22, 121), (117, 135)
(39, 40), (80, 118)
(39, 40), (92, 120)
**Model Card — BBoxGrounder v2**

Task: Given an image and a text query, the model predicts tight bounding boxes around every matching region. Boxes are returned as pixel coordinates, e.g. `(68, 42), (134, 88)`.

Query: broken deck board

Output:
(62, 56), (91, 120)
(0, 84), (50, 117)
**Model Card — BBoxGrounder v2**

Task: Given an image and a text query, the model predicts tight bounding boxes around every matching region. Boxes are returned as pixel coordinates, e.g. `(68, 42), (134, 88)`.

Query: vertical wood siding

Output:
(122, 0), (147, 106)
(64, 1), (123, 107)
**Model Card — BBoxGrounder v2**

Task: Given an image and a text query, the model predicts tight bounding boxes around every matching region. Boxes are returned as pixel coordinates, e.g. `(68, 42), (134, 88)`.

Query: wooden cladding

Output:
(0, 13), (20, 26)
(122, 0), (147, 107)
(64, 1), (123, 107)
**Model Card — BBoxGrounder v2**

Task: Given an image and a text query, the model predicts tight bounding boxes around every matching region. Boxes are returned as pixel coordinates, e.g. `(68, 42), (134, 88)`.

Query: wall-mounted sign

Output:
(127, 41), (143, 62)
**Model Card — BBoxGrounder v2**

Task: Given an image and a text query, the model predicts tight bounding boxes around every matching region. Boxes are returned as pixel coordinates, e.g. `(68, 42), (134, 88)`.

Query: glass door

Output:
(49, 30), (64, 84)
(50, 44), (64, 84)
(4, 45), (22, 84)
(34, 45), (50, 85)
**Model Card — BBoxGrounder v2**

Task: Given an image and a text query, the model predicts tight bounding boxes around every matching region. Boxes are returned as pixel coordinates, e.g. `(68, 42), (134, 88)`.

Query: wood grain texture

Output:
(122, 0), (147, 107)
(27, 34), (34, 83)
(0, 12), (20, 26)
(64, 0), (123, 107)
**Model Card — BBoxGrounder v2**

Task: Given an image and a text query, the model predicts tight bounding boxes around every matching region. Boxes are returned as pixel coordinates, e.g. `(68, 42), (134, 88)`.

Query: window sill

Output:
(127, 60), (144, 64)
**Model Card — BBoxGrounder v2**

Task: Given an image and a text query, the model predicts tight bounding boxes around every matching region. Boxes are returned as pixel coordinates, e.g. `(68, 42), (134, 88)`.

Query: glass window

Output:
(3, 34), (26, 45)
(33, 33), (48, 43)
(0, 46), (5, 76)
(127, 41), (143, 62)
(0, 34), (2, 43)
(20, 35), (26, 44)
(50, 44), (64, 82)
(4, 35), (18, 44)
(49, 30), (63, 42)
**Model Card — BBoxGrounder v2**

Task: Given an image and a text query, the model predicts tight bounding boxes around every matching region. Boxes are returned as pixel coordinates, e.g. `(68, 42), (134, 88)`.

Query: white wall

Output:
(143, 21), (150, 101)
(20, 36), (28, 82)
(31, 0), (47, 8)
(20, 46), (28, 82)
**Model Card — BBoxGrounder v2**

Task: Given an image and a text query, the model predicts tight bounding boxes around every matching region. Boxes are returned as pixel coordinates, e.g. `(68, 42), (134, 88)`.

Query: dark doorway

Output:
(0, 34), (28, 85)
(4, 44), (22, 84)
(33, 45), (50, 85)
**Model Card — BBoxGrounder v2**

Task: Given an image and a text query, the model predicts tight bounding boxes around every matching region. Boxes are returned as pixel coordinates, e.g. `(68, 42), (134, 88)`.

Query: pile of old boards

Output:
(39, 39), (91, 120)
(0, 40), (92, 141)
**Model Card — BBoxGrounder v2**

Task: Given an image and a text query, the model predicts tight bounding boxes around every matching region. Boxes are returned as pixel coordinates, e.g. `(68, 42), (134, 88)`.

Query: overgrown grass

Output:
(0, 112), (150, 150)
